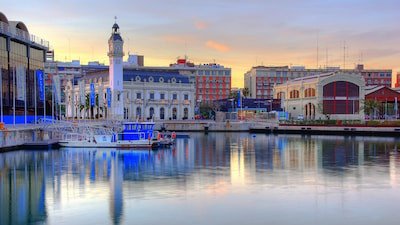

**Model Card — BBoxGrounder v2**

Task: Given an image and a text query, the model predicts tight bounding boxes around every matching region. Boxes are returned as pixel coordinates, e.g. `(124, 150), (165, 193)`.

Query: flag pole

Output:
(34, 69), (37, 124)
(13, 67), (16, 126)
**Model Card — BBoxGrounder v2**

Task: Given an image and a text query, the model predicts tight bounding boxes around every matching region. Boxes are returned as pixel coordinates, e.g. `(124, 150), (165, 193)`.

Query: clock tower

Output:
(108, 22), (124, 120)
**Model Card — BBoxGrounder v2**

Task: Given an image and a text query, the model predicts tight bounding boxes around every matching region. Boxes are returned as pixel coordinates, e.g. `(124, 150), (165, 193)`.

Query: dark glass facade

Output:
(323, 81), (359, 114)
(1, 28), (47, 123)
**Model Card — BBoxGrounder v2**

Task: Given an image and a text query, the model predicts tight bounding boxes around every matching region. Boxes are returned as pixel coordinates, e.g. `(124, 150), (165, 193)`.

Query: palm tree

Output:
(242, 87), (250, 97)
(363, 99), (380, 120)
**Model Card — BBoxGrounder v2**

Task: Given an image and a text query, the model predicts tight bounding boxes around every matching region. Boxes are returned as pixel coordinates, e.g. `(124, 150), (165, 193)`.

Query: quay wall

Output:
(0, 126), (57, 151)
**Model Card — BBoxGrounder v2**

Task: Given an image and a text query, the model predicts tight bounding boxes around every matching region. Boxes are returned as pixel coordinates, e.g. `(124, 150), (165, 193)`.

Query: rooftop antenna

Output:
(325, 47), (329, 69)
(343, 41), (346, 70)
(68, 38), (71, 61)
(316, 32), (319, 69)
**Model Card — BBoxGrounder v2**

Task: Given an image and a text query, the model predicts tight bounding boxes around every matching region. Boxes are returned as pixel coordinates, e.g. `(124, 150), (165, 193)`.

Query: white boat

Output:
(58, 121), (160, 149)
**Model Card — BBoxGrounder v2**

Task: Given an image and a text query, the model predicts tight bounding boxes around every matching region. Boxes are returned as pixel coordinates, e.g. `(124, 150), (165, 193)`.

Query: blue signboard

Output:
(107, 88), (111, 107)
(90, 83), (95, 106)
(237, 91), (241, 108)
(36, 70), (45, 101)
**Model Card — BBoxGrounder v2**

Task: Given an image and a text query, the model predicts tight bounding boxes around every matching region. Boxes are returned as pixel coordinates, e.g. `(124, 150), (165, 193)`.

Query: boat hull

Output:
(58, 140), (158, 149)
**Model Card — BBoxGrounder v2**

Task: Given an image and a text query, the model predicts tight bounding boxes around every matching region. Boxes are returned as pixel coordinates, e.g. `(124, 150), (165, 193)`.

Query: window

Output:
(150, 93), (154, 100)
(160, 107), (165, 120)
(173, 93), (177, 100)
(183, 108), (189, 119)
(136, 107), (142, 119)
(289, 90), (299, 99)
(323, 81), (359, 114)
(136, 92), (141, 99)
(184, 94), (189, 100)
(149, 107), (154, 119)
(160, 93), (165, 100)
(172, 108), (177, 120)
(277, 92), (285, 99)
(304, 88), (316, 97)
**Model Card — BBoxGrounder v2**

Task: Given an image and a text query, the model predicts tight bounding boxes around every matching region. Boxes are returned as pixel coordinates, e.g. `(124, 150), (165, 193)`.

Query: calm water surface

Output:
(1, 133), (400, 225)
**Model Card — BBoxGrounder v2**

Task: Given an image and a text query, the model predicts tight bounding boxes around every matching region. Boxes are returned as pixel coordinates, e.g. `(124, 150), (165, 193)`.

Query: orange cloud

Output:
(205, 40), (230, 52)
(194, 21), (208, 30)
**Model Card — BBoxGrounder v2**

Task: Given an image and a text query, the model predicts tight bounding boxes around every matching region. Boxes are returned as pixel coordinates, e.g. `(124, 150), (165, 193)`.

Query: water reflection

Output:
(0, 134), (400, 225)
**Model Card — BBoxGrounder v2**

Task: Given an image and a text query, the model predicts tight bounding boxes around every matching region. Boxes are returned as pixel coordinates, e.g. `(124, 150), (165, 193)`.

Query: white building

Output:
(273, 72), (365, 121)
(64, 22), (195, 121)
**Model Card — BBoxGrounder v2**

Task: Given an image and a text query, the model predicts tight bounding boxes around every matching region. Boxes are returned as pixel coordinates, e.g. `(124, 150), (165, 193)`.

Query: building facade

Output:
(365, 85), (400, 119)
(170, 59), (232, 102)
(245, 65), (391, 99)
(64, 23), (195, 121)
(274, 72), (365, 121)
(0, 12), (49, 124)
(395, 72), (400, 88)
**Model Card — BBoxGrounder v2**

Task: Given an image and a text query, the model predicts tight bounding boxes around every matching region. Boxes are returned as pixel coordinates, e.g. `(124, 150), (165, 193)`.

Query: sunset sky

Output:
(2, 0), (400, 87)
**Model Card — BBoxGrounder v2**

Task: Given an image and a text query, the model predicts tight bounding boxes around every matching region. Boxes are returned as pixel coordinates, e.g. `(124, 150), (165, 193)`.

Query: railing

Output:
(0, 21), (49, 49)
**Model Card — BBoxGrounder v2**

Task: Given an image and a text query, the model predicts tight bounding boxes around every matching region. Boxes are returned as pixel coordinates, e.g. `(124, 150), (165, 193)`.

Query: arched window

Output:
(172, 108), (177, 120)
(323, 81), (360, 114)
(136, 107), (141, 119)
(183, 108), (189, 119)
(289, 90), (300, 99)
(160, 107), (165, 120)
(277, 91), (285, 99)
(304, 88), (316, 98)
(149, 107), (154, 119)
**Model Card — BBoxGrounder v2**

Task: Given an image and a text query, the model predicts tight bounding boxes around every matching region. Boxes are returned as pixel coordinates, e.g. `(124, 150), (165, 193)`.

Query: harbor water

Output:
(1, 133), (400, 225)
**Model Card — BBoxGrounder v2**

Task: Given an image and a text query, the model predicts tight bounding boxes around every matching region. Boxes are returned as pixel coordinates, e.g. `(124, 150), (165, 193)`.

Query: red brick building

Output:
(170, 59), (232, 103)
(395, 72), (400, 88)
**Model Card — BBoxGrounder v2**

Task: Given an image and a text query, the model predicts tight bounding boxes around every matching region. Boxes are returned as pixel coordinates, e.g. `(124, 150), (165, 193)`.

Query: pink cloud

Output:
(194, 21), (208, 30)
(205, 40), (230, 52)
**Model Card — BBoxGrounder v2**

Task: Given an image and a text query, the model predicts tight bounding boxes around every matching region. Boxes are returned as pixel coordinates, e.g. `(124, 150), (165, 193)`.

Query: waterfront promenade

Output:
(2, 119), (400, 150)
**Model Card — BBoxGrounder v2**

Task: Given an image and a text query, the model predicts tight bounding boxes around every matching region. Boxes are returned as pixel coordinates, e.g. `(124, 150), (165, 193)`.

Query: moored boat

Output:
(59, 121), (160, 149)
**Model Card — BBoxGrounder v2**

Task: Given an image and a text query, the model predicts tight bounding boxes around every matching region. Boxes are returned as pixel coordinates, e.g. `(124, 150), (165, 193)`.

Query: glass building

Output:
(0, 12), (49, 124)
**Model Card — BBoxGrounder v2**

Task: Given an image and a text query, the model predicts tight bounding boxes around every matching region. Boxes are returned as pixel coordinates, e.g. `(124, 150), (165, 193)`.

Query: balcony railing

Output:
(0, 21), (49, 49)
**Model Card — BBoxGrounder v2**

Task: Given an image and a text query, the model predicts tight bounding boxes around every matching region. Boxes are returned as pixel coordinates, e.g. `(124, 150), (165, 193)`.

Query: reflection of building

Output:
(0, 12), (49, 124)
(274, 72), (365, 120)
(245, 65), (392, 99)
(109, 152), (124, 225)
(0, 152), (47, 225)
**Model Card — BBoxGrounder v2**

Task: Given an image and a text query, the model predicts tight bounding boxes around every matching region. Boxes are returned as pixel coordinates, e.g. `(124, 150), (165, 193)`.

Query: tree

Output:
(242, 87), (250, 97)
(317, 102), (330, 120)
(362, 99), (380, 120)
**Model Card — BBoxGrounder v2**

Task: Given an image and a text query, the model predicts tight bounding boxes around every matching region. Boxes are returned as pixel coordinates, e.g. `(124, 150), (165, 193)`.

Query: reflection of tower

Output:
(108, 21), (124, 120)
(109, 152), (124, 225)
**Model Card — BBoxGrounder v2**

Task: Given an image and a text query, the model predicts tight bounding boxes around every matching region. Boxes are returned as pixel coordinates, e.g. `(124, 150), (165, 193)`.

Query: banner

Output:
(36, 70), (45, 101)
(79, 80), (85, 105)
(98, 83), (104, 107)
(16, 66), (26, 101)
(106, 88), (111, 108)
(237, 91), (241, 108)
(90, 83), (95, 107)
(52, 75), (61, 103)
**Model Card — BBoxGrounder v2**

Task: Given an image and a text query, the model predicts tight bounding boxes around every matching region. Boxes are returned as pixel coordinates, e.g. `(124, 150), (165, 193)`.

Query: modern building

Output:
(0, 12), (49, 124)
(170, 58), (232, 103)
(245, 65), (392, 99)
(64, 22), (195, 121)
(273, 72), (366, 121)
